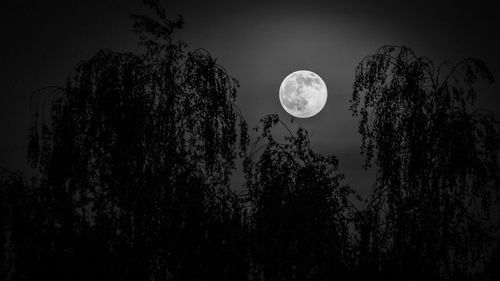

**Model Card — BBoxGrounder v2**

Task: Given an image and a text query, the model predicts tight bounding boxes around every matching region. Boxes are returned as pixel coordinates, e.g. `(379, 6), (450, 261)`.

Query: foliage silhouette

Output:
(351, 46), (500, 281)
(243, 114), (356, 281)
(22, 1), (248, 280)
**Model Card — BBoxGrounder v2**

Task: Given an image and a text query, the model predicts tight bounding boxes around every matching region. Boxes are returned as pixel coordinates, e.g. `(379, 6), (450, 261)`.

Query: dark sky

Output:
(2, 0), (500, 196)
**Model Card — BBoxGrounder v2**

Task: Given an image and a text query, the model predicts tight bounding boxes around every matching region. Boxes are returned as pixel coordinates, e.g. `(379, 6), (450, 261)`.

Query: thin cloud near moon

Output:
(279, 70), (328, 118)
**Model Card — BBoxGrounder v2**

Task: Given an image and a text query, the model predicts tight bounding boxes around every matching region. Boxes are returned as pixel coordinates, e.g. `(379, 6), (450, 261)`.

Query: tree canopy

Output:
(243, 114), (356, 281)
(351, 45), (500, 280)
(23, 2), (248, 280)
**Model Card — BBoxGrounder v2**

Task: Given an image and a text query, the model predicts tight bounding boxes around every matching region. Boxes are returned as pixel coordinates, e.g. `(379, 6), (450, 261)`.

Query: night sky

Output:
(2, 0), (500, 197)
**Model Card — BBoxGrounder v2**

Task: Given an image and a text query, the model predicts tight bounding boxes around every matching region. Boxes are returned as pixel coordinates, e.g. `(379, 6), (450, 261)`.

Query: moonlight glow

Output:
(279, 70), (327, 118)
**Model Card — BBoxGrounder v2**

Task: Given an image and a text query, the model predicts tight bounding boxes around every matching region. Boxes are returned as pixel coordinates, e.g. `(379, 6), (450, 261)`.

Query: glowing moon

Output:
(279, 70), (327, 118)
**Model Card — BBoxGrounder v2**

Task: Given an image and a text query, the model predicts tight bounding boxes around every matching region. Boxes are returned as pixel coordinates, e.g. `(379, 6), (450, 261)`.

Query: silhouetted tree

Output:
(25, 1), (248, 280)
(243, 114), (356, 281)
(351, 46), (500, 281)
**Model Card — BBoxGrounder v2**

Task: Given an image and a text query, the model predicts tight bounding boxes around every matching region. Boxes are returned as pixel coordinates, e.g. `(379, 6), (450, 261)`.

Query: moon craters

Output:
(279, 70), (327, 118)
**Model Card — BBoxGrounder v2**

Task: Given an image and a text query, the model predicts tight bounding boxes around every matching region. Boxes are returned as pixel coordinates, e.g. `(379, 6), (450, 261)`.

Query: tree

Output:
(26, 1), (248, 280)
(243, 114), (356, 281)
(350, 46), (500, 280)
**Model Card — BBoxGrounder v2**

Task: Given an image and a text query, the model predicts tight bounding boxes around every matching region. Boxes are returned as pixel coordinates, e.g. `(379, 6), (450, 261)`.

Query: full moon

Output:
(279, 70), (327, 118)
